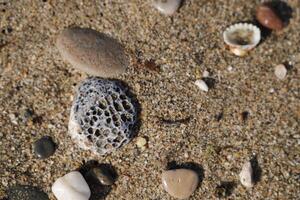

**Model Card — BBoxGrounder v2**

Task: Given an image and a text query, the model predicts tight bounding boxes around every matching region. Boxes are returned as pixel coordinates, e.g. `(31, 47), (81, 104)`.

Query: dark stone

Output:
(7, 185), (49, 200)
(33, 136), (56, 159)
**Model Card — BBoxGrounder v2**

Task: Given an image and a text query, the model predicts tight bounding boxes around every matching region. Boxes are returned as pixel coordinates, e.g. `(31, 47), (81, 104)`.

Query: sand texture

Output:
(0, 0), (299, 199)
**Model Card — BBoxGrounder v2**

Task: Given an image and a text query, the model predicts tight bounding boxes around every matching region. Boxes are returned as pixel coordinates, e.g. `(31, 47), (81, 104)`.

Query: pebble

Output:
(56, 27), (128, 77)
(88, 167), (115, 186)
(33, 136), (56, 159)
(7, 185), (49, 200)
(195, 79), (209, 92)
(202, 70), (209, 78)
(152, 0), (181, 15)
(239, 161), (254, 188)
(274, 64), (287, 80)
(162, 169), (199, 199)
(52, 171), (91, 200)
(136, 136), (147, 150)
(256, 4), (283, 31)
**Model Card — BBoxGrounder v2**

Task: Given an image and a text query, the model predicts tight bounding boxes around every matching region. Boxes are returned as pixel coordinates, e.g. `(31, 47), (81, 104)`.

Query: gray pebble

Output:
(7, 185), (49, 200)
(56, 27), (129, 77)
(33, 136), (55, 159)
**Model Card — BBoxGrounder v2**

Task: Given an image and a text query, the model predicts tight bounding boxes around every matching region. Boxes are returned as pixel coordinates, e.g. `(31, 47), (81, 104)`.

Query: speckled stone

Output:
(33, 136), (55, 159)
(152, 0), (181, 15)
(162, 169), (199, 199)
(7, 185), (49, 200)
(56, 27), (128, 77)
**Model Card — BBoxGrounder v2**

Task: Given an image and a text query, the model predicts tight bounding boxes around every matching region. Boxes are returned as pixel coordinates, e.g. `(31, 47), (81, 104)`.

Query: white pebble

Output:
(202, 70), (209, 77)
(239, 161), (254, 188)
(227, 66), (233, 72)
(152, 0), (181, 15)
(274, 64), (287, 80)
(52, 171), (91, 200)
(195, 79), (208, 92)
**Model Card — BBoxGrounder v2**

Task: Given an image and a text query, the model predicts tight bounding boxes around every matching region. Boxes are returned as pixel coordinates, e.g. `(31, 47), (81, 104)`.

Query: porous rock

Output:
(69, 77), (137, 155)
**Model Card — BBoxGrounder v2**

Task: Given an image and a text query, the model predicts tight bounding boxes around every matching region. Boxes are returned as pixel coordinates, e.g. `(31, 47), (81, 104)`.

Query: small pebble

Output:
(256, 4), (283, 31)
(274, 64), (287, 80)
(52, 171), (91, 200)
(56, 27), (128, 77)
(89, 167), (115, 186)
(239, 161), (254, 188)
(136, 136), (147, 150)
(195, 79), (209, 92)
(33, 136), (56, 159)
(153, 0), (181, 15)
(7, 185), (49, 200)
(202, 70), (209, 78)
(162, 169), (199, 199)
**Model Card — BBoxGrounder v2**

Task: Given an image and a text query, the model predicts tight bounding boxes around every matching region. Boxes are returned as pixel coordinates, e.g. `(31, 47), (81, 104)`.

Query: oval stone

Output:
(56, 27), (128, 77)
(162, 169), (199, 199)
(33, 136), (56, 159)
(256, 5), (283, 31)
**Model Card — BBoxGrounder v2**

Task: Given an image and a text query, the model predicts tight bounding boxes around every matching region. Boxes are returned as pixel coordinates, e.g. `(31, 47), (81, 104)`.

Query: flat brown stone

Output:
(162, 169), (199, 199)
(56, 27), (128, 77)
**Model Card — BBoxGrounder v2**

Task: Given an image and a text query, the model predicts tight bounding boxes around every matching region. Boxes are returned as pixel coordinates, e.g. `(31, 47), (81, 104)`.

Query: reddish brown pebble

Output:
(256, 5), (283, 31)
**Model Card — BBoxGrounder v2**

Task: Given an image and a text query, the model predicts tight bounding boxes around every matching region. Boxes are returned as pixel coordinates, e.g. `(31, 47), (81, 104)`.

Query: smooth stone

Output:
(162, 169), (199, 199)
(256, 4), (283, 31)
(274, 64), (287, 80)
(52, 171), (91, 200)
(88, 167), (115, 186)
(56, 27), (128, 77)
(239, 161), (254, 188)
(153, 0), (181, 15)
(7, 185), (49, 200)
(33, 136), (55, 159)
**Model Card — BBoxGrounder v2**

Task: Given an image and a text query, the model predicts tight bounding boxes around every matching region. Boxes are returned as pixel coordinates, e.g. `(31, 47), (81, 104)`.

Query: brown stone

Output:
(162, 169), (199, 199)
(56, 27), (128, 77)
(256, 5), (283, 31)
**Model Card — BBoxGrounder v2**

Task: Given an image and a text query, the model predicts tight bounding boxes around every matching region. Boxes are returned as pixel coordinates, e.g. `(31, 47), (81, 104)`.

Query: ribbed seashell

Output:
(223, 23), (261, 56)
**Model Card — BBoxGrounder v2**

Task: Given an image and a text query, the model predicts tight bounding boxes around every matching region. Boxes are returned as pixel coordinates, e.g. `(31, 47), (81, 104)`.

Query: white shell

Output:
(223, 23), (261, 56)
(239, 161), (254, 188)
(195, 79), (208, 92)
(274, 64), (287, 80)
(152, 0), (181, 15)
(52, 171), (91, 200)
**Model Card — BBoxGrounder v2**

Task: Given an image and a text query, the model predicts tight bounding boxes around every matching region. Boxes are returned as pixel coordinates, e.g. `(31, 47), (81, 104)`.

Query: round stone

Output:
(7, 185), (49, 200)
(56, 27), (129, 77)
(89, 167), (115, 186)
(33, 136), (56, 159)
(162, 169), (199, 199)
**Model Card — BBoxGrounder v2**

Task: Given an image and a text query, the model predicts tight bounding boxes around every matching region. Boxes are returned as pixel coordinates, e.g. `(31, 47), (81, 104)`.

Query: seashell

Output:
(223, 23), (261, 56)
(274, 64), (287, 80)
(256, 4), (283, 31)
(195, 79), (208, 92)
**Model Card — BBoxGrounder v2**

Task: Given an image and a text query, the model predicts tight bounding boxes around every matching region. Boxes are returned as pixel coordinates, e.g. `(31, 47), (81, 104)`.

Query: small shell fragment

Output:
(274, 64), (287, 80)
(136, 137), (147, 150)
(223, 23), (261, 56)
(195, 79), (208, 92)
(239, 161), (254, 188)
(202, 70), (209, 78)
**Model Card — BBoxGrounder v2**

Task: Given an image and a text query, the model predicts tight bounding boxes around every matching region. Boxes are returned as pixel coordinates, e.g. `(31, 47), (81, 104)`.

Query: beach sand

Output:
(0, 0), (299, 199)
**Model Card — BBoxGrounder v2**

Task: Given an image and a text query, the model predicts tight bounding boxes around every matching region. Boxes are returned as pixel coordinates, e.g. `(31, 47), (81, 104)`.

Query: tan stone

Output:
(56, 27), (128, 77)
(162, 169), (198, 199)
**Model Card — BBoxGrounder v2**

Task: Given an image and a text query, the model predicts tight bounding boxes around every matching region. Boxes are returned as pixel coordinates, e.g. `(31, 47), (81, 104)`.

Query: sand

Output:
(0, 0), (299, 199)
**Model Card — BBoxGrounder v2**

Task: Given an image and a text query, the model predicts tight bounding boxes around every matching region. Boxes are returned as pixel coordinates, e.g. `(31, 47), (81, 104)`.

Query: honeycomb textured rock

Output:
(69, 77), (137, 155)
